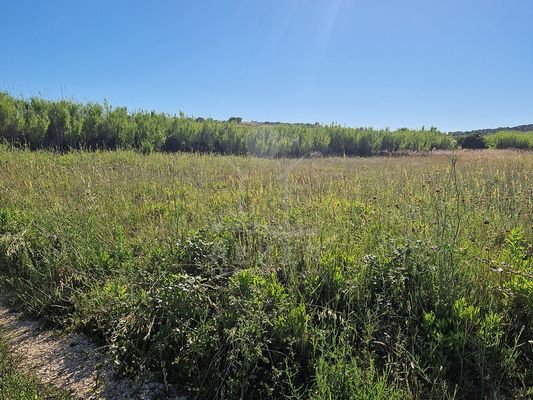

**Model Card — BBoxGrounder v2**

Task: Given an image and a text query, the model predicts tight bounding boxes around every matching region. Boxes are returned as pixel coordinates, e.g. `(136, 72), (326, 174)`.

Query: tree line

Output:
(0, 92), (458, 156)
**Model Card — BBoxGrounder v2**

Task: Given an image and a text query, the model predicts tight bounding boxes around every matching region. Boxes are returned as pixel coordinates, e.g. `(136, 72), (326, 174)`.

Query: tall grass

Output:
(0, 148), (531, 398)
(489, 131), (533, 150)
(0, 92), (455, 156)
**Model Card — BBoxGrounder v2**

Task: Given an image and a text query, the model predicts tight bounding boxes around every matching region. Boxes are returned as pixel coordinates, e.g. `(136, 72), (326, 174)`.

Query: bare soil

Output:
(0, 302), (185, 400)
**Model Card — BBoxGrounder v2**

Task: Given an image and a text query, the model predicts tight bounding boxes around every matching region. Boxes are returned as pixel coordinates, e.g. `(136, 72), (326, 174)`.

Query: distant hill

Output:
(449, 124), (533, 136)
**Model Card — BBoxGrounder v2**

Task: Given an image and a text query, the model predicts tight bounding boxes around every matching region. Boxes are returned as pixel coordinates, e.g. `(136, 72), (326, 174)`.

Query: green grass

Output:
(0, 334), (69, 400)
(0, 147), (531, 399)
(489, 131), (533, 150)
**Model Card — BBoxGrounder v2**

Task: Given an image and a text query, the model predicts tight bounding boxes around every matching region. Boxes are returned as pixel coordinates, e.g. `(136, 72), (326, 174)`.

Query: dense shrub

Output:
(0, 92), (456, 156)
(459, 134), (487, 149)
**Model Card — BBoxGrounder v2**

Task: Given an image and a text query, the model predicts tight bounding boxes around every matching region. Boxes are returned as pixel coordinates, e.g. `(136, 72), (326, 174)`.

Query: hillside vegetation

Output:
(0, 148), (531, 399)
(450, 124), (533, 136)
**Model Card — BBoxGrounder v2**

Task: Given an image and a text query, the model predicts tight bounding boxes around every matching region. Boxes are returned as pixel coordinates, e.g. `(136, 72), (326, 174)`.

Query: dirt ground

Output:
(0, 303), (185, 400)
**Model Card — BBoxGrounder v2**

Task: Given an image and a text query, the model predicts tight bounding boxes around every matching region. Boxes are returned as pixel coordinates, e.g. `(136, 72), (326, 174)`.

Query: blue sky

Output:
(1, 0), (532, 131)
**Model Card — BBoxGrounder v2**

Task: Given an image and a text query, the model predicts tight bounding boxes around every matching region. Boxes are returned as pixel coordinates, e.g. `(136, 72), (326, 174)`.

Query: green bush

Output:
(459, 134), (487, 149)
(309, 340), (403, 400)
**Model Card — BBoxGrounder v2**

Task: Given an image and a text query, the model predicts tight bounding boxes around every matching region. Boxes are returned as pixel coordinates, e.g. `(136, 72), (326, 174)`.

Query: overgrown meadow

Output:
(0, 148), (531, 399)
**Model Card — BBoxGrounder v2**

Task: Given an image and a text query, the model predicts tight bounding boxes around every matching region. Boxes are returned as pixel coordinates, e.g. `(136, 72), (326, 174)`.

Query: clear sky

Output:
(1, 0), (532, 132)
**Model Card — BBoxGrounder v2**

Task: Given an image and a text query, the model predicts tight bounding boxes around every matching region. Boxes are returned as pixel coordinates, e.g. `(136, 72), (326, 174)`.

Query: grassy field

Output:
(0, 147), (531, 399)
